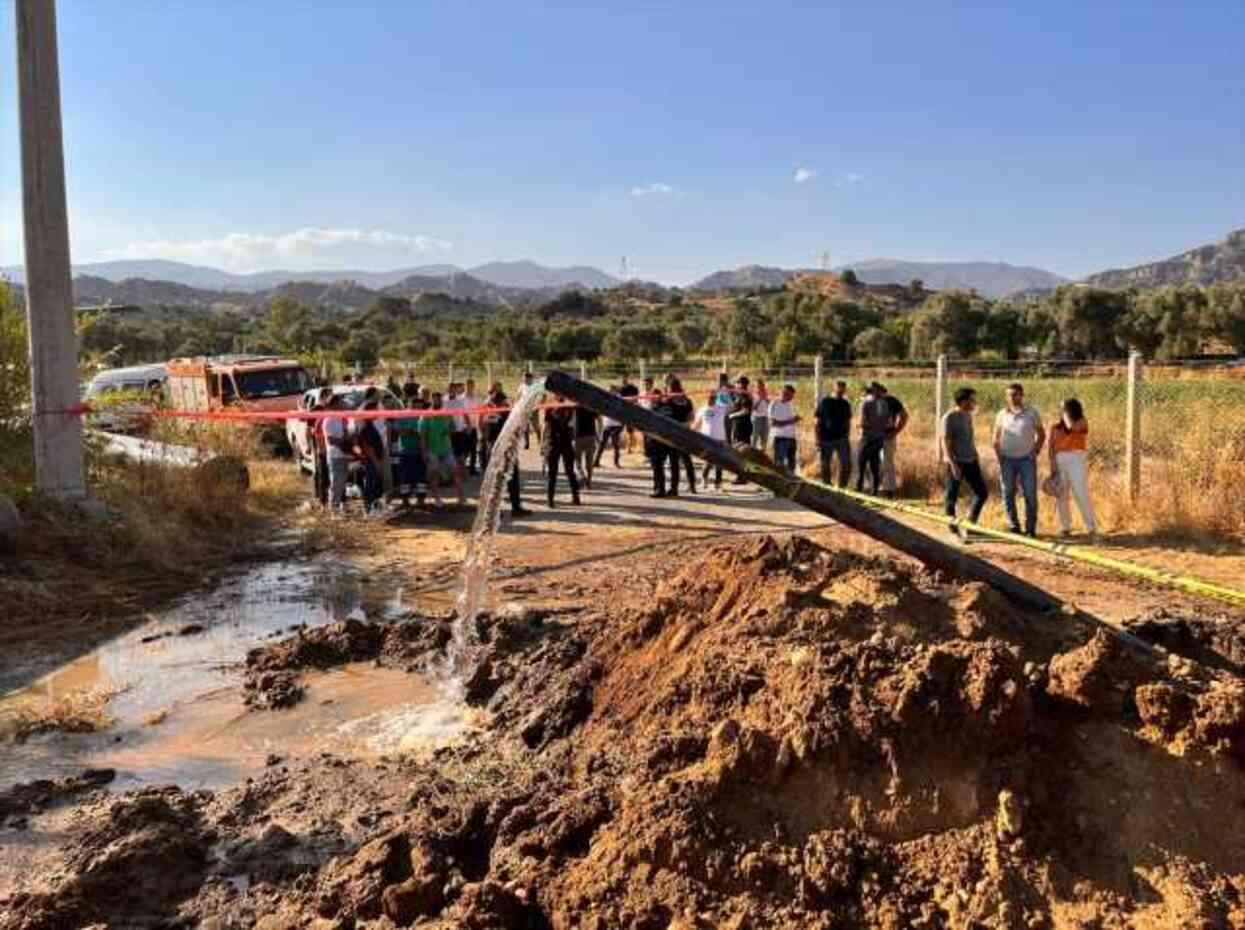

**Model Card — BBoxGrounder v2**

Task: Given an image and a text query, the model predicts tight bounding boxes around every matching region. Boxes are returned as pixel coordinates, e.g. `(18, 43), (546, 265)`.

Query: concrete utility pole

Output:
(17, 0), (85, 498)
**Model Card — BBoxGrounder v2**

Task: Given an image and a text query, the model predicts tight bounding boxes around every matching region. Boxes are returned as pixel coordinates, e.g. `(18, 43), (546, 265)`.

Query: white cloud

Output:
(793, 167), (817, 184)
(98, 227), (453, 271)
(630, 182), (675, 197)
(835, 172), (865, 187)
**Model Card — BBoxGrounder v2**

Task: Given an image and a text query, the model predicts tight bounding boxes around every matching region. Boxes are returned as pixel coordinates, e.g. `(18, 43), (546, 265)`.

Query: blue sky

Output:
(1, 0), (1242, 284)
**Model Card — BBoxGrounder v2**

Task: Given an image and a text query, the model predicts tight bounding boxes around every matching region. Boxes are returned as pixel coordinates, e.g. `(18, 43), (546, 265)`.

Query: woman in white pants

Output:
(1048, 398), (1098, 540)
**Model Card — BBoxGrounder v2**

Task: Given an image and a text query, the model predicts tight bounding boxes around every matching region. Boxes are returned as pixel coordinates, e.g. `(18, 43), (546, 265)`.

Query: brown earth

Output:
(4, 532), (1244, 930)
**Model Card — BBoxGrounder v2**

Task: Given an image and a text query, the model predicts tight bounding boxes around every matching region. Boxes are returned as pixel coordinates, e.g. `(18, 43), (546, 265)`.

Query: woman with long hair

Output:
(1048, 398), (1098, 541)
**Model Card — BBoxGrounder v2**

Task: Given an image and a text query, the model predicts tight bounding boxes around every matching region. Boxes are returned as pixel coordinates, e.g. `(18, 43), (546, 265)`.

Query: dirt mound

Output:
(1124, 605), (1245, 676)
(0, 788), (212, 930)
(9, 536), (1245, 929)
(0, 768), (114, 823)
(291, 536), (1245, 928)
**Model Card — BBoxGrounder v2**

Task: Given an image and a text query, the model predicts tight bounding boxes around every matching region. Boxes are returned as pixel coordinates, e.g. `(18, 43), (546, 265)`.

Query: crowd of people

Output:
(302, 370), (1100, 542)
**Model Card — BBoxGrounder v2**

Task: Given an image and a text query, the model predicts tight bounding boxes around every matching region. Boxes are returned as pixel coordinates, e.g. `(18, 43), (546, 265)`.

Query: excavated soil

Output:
(3, 535), (1244, 930)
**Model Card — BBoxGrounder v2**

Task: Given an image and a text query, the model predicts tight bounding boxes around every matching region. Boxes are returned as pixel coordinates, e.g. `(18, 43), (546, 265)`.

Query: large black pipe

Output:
(544, 369), (1063, 613)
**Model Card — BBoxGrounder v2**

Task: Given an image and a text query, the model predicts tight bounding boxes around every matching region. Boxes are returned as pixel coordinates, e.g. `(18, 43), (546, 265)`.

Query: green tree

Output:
(980, 303), (1025, 359)
(721, 299), (770, 356)
(908, 291), (985, 357)
(840, 269), (860, 286)
(1209, 282), (1245, 353)
(673, 320), (709, 355)
(545, 324), (605, 361)
(602, 324), (671, 360)
(852, 327), (902, 360)
(264, 295), (312, 353)
(0, 283), (29, 421)
(1049, 286), (1131, 358)
(771, 328), (799, 365)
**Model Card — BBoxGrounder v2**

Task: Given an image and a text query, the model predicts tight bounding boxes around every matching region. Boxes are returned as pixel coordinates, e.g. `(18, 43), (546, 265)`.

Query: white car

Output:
(287, 384), (404, 474)
(83, 364), (167, 433)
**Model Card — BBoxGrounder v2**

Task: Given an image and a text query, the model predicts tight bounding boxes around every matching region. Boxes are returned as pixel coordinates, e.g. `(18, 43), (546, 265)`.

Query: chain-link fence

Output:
(363, 355), (1245, 541)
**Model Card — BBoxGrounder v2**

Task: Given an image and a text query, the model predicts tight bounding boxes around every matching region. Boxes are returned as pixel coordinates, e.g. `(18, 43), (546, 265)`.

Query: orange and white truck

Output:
(165, 355), (314, 415)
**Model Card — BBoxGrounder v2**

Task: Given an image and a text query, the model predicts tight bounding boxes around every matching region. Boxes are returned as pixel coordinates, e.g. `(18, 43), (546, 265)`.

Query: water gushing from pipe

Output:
(448, 378), (547, 686)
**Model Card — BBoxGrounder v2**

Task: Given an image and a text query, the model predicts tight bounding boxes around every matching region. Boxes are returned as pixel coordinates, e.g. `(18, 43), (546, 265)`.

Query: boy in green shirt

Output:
(419, 392), (464, 507)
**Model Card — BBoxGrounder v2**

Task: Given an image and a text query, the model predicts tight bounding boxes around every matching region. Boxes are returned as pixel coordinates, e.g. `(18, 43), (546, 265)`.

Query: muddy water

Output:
(0, 559), (474, 792)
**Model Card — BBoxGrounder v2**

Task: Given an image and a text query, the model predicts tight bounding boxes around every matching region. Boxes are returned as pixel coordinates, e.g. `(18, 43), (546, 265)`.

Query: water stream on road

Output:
(0, 559), (472, 791)
(450, 378), (547, 685)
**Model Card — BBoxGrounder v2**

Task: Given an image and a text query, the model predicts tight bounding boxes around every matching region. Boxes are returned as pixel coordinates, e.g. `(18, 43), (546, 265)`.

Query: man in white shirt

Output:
(992, 382), (1045, 536)
(692, 391), (727, 489)
(462, 378), (481, 476)
(518, 372), (542, 450)
(445, 382), (472, 470)
(321, 395), (353, 511)
(770, 384), (801, 473)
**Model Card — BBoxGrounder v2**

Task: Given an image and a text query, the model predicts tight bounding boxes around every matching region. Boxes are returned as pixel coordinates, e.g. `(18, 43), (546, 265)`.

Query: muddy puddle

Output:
(0, 559), (473, 792)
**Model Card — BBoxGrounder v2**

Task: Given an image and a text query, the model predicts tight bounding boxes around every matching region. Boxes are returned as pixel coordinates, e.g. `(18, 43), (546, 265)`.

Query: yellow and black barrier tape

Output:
(739, 459), (1245, 609)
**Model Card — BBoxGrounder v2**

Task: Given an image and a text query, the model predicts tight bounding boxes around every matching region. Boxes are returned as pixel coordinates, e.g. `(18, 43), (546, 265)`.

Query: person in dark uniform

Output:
(664, 376), (697, 494)
(646, 388), (674, 497)
(542, 395), (580, 508)
(618, 375), (641, 455)
(486, 386), (531, 517)
(729, 375), (754, 483)
(354, 400), (387, 516)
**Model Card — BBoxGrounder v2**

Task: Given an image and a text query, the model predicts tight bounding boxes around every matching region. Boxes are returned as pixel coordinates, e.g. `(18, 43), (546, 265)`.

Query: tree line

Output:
(61, 277), (1245, 373)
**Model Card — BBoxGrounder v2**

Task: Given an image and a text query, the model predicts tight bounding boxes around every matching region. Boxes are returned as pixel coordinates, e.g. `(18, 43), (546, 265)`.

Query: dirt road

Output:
(2, 447), (1243, 929)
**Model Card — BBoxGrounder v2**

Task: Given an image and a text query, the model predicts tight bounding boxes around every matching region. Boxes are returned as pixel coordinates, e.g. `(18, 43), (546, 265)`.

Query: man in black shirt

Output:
(815, 380), (853, 487)
(878, 385), (909, 498)
(729, 376), (754, 483)
(573, 404), (600, 489)
(542, 397), (580, 507)
(646, 389), (676, 497)
(664, 376), (696, 495)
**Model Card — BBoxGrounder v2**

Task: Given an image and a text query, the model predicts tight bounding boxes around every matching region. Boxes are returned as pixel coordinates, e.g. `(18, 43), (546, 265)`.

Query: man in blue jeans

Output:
(770, 384), (801, 473)
(992, 382), (1045, 536)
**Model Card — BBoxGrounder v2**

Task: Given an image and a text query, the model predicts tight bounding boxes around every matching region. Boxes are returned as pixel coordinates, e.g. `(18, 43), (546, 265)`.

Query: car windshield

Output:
(90, 380), (147, 397)
(234, 367), (312, 399)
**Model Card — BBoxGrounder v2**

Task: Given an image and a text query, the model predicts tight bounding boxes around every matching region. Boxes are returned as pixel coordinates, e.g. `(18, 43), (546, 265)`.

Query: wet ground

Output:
(0, 559), (474, 794)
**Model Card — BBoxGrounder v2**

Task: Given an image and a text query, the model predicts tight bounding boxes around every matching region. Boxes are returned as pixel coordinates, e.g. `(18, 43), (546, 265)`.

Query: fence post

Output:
(579, 359), (588, 382)
(934, 354), (947, 463)
(1126, 350), (1142, 503)
(486, 361), (493, 387)
(525, 359), (533, 375)
(813, 354), (823, 405)
(639, 358), (647, 381)
(720, 357), (728, 374)
(448, 362), (455, 385)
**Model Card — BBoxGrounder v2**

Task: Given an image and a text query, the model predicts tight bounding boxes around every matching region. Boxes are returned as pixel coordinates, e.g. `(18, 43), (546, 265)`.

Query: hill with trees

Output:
(1086, 228), (1245, 289)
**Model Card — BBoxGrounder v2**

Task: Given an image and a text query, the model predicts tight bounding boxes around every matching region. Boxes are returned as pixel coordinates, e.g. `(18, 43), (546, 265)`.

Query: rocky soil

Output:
(3, 535), (1244, 929)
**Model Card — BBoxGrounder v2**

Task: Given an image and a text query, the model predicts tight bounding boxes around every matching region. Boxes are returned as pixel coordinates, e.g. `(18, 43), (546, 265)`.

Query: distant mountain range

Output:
(690, 261), (1066, 298)
(691, 265), (806, 292)
(5, 228), (1242, 312)
(841, 259), (1067, 298)
(0, 258), (619, 293)
(1085, 228), (1245, 289)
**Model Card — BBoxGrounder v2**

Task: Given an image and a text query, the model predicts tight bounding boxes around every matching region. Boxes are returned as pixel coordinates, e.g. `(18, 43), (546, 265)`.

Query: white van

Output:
(83, 363), (167, 432)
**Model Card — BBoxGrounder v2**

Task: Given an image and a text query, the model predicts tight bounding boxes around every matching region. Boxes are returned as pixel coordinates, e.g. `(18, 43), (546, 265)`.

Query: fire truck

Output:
(165, 355), (314, 414)
(165, 355), (314, 453)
